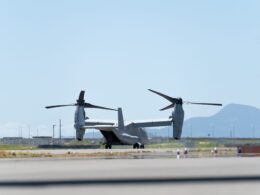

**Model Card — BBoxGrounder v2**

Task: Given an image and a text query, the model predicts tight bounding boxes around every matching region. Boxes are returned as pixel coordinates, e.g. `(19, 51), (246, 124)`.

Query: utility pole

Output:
(18, 127), (20, 137)
(28, 125), (31, 139)
(59, 119), (61, 140)
(52, 125), (55, 138)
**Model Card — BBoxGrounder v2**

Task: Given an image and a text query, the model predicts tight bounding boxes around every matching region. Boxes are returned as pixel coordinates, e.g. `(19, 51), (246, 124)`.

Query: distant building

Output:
(1, 137), (65, 146)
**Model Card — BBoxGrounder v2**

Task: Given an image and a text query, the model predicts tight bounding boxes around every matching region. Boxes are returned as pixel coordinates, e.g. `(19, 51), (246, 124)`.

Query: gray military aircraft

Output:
(85, 107), (172, 149)
(45, 91), (117, 141)
(46, 89), (222, 149)
(84, 89), (222, 149)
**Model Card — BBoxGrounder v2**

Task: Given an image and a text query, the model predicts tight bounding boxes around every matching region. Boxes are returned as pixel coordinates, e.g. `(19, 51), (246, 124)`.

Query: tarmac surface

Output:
(0, 153), (260, 195)
(6, 147), (238, 159)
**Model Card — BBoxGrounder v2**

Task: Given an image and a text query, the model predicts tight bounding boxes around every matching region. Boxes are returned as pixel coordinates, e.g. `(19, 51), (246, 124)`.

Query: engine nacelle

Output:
(171, 104), (185, 140)
(74, 106), (86, 141)
(74, 126), (86, 141)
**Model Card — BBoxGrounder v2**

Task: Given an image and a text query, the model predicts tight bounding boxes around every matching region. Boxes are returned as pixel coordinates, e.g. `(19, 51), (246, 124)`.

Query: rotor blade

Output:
(160, 104), (175, 111)
(84, 103), (117, 111)
(148, 89), (177, 103)
(78, 91), (85, 101)
(45, 104), (76, 109)
(184, 102), (222, 106)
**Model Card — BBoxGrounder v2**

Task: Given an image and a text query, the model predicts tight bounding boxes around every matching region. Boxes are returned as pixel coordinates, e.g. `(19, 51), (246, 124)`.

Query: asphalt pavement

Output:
(0, 156), (260, 195)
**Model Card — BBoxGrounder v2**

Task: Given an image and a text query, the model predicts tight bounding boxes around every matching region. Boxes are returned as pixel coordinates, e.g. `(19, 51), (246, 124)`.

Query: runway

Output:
(0, 156), (260, 195)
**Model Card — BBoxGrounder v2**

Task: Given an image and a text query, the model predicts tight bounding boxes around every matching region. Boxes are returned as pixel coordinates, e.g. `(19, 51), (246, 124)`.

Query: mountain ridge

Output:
(147, 103), (260, 138)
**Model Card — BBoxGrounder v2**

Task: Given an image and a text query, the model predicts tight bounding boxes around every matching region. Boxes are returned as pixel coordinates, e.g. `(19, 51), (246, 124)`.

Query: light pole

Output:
(18, 127), (20, 137)
(59, 119), (62, 140)
(53, 125), (55, 139)
(27, 125), (31, 139)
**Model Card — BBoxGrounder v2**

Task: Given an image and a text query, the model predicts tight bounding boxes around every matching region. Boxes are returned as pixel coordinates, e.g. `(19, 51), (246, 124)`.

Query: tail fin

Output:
(118, 107), (125, 131)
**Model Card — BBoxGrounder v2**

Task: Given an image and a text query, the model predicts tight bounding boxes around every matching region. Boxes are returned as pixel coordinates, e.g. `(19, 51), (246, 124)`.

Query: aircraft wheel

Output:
(133, 143), (140, 149)
(140, 145), (145, 149)
(105, 144), (112, 149)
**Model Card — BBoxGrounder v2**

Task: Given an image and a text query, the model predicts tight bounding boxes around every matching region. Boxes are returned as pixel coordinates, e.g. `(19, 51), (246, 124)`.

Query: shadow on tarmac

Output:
(1, 176), (260, 187)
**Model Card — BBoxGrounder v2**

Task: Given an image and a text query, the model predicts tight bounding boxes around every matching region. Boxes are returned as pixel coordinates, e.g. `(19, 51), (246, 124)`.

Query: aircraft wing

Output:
(85, 120), (116, 126)
(127, 119), (172, 128)
(83, 125), (117, 131)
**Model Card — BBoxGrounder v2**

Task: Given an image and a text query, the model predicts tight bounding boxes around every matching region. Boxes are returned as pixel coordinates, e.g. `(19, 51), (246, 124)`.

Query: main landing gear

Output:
(133, 143), (145, 149)
(105, 144), (112, 149)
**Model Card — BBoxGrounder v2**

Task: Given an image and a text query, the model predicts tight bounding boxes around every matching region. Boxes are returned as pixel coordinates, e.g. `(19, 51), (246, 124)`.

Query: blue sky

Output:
(0, 0), (259, 137)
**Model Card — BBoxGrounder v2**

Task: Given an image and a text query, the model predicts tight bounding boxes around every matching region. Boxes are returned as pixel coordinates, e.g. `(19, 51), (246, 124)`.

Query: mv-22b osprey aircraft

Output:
(46, 90), (222, 149)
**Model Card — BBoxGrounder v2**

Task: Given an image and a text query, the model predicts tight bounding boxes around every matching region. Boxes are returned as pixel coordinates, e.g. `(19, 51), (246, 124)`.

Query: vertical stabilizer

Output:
(118, 107), (125, 131)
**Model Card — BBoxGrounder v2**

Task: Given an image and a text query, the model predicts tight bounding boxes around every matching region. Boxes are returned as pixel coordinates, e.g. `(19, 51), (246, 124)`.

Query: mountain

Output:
(146, 104), (260, 138)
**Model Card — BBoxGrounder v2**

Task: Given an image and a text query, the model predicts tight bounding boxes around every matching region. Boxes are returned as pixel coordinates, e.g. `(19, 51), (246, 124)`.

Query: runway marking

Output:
(1, 176), (260, 187)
